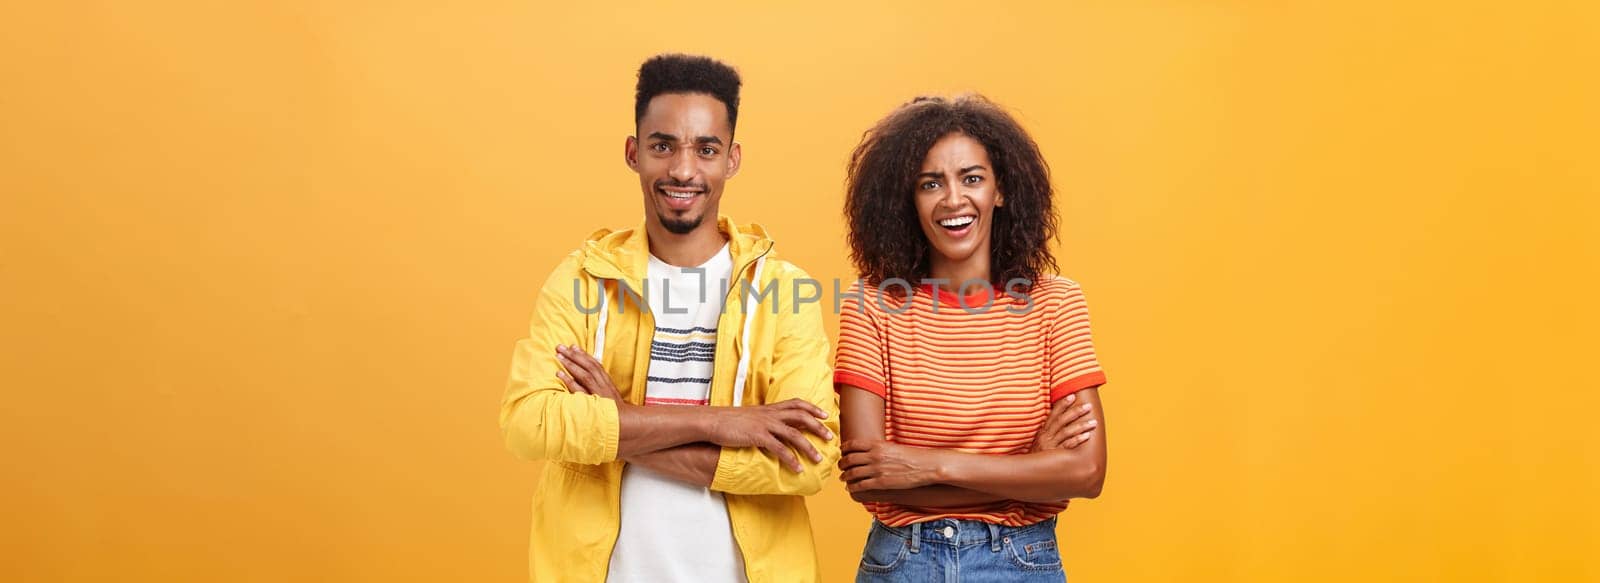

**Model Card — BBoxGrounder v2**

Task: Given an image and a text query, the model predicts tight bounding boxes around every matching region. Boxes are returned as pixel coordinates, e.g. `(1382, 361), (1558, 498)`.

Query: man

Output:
(500, 54), (839, 583)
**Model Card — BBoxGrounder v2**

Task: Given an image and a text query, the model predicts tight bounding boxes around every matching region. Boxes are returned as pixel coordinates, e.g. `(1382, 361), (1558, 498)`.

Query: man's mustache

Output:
(655, 179), (707, 191)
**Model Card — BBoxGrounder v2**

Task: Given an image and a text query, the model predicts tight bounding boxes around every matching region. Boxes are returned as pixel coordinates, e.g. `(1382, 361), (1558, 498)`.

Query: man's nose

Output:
(669, 149), (696, 183)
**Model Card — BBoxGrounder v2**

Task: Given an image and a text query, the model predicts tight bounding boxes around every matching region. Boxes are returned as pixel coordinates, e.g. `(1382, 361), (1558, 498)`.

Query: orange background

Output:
(3, 1), (1596, 581)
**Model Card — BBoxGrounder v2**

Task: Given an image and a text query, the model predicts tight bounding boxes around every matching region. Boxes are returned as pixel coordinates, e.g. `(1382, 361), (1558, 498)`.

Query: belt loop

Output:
(988, 523), (1002, 552)
(909, 522), (922, 553)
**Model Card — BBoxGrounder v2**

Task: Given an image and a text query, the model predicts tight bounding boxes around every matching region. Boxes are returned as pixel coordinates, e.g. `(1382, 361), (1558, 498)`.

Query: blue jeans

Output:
(855, 517), (1067, 583)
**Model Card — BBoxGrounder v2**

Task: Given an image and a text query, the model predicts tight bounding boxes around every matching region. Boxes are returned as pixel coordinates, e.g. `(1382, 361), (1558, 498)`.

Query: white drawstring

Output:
(589, 255), (762, 408)
(592, 280), (609, 359)
(731, 257), (766, 408)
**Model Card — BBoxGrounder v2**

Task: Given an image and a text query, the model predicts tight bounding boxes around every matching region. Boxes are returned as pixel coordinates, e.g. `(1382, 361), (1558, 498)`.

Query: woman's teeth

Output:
(938, 216), (975, 228)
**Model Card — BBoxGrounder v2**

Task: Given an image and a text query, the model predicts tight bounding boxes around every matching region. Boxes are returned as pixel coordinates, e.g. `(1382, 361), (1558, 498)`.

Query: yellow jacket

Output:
(500, 216), (841, 582)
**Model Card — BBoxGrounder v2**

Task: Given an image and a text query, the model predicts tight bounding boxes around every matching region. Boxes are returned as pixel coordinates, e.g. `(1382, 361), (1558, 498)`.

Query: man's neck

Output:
(646, 221), (728, 267)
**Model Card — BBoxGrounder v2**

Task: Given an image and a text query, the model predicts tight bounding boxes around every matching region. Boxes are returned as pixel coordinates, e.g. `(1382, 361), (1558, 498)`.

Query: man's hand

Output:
(1031, 392), (1096, 453)
(838, 439), (944, 492)
(703, 400), (833, 473)
(554, 344), (623, 401)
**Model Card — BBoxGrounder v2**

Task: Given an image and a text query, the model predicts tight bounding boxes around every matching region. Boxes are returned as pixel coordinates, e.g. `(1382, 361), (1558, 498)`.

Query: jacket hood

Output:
(578, 215), (774, 287)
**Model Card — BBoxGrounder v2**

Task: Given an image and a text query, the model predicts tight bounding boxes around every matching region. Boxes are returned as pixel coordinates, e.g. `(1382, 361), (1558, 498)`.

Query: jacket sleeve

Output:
(710, 263), (842, 496)
(499, 252), (620, 465)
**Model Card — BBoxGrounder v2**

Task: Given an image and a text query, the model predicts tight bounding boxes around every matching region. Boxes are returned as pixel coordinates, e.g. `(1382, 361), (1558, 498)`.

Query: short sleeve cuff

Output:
(834, 370), (888, 399)
(1049, 371), (1107, 403)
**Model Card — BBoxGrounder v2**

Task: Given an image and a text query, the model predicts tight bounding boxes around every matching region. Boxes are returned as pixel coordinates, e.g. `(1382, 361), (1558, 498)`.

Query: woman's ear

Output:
(995, 191), (1005, 207)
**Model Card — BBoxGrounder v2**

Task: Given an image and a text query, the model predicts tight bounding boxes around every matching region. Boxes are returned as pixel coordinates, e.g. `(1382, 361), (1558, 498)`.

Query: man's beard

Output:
(660, 212), (704, 235)
(654, 177), (709, 235)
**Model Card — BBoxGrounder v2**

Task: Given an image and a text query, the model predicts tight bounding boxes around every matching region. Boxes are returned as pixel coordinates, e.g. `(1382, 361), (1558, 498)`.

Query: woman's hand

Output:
(1031, 392), (1096, 452)
(839, 439), (945, 492)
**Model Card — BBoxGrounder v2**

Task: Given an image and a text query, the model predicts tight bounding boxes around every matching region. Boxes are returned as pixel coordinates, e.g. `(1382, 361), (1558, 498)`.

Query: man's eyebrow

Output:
(646, 131), (679, 142)
(693, 136), (724, 146)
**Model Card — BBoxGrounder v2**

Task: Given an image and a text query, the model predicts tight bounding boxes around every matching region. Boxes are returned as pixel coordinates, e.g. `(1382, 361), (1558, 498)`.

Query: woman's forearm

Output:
(850, 484), (1012, 506)
(840, 386), (1108, 503)
(929, 445), (1104, 503)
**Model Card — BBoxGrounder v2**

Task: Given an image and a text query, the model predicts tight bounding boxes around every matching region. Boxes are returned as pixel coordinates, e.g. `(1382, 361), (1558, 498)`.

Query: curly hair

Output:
(844, 94), (1059, 289)
(634, 54), (742, 136)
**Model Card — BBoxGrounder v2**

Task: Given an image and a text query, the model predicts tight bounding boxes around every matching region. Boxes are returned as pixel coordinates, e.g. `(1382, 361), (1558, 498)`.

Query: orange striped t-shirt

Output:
(833, 276), (1107, 527)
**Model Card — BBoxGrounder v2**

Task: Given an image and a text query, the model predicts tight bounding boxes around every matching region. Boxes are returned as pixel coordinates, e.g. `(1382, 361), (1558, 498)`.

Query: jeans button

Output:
(943, 526), (955, 538)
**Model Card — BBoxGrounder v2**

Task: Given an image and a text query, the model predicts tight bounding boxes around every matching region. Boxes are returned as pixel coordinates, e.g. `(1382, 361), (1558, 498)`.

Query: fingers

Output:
(845, 477), (882, 492)
(550, 345), (590, 394)
(1052, 415), (1099, 449)
(772, 424), (822, 466)
(555, 369), (590, 394)
(781, 410), (835, 441)
(555, 354), (597, 392)
(562, 345), (606, 373)
(838, 452), (871, 472)
(1042, 395), (1089, 439)
(556, 344), (619, 399)
(758, 435), (804, 473)
(1061, 429), (1094, 449)
(554, 349), (594, 384)
(1042, 394), (1078, 433)
(555, 345), (604, 381)
(839, 465), (872, 484)
(781, 398), (830, 420)
(1042, 400), (1093, 446)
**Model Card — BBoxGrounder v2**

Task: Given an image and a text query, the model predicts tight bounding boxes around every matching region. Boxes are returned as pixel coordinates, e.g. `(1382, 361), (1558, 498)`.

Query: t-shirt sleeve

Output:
(834, 283), (890, 398)
(1047, 281), (1108, 402)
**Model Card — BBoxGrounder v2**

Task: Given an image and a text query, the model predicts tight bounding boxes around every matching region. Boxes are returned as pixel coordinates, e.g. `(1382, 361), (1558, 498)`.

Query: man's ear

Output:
(624, 135), (639, 170)
(726, 141), (742, 179)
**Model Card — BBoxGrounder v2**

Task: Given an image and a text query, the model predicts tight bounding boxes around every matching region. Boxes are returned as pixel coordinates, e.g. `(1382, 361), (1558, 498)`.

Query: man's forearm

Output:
(615, 402), (716, 458)
(623, 442), (720, 486)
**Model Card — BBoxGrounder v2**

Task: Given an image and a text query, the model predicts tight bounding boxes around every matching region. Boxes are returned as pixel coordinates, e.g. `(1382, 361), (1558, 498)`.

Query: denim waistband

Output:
(873, 517), (1057, 552)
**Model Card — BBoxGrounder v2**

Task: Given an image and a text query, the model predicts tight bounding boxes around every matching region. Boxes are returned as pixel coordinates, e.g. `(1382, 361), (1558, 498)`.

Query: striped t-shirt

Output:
(833, 276), (1107, 527)
(608, 244), (746, 583)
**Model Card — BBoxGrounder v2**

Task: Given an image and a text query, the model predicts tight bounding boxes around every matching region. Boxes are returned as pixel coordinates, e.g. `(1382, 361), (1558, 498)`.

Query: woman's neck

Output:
(928, 256), (992, 291)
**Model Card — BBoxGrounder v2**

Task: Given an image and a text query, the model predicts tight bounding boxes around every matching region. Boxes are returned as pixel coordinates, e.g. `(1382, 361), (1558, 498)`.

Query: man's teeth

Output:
(939, 216), (975, 228)
(664, 190), (699, 199)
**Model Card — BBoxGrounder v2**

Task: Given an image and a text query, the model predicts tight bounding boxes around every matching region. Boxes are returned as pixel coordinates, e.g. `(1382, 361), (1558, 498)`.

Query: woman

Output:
(835, 94), (1109, 582)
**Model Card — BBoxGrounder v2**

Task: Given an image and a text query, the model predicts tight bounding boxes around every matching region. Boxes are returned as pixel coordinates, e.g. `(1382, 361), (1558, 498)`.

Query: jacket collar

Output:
(579, 215), (774, 290)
